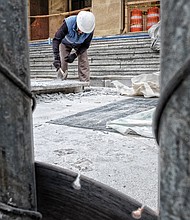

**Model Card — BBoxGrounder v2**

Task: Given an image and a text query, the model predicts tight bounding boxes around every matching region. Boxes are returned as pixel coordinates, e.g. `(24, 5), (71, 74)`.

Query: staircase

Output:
(29, 33), (160, 87)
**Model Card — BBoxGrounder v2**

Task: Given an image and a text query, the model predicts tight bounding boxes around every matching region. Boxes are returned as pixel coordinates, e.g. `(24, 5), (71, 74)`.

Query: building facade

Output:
(28, 0), (160, 40)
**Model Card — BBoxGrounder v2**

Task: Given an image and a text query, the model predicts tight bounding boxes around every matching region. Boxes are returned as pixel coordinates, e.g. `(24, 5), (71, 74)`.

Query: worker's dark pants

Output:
(60, 43), (90, 82)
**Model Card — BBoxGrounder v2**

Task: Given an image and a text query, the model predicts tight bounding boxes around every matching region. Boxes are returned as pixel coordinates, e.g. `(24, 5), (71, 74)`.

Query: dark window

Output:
(30, 0), (49, 40)
(72, 0), (91, 11)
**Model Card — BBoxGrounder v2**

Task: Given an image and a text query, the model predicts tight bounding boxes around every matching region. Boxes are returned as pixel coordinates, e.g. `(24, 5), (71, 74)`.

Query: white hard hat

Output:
(77, 11), (95, 33)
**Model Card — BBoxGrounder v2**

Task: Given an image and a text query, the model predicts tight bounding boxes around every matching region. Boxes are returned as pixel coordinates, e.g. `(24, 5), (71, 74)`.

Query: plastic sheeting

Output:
(112, 72), (160, 98)
(106, 108), (155, 138)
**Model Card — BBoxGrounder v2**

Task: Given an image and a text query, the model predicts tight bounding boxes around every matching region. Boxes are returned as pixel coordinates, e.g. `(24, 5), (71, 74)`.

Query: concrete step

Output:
(29, 57), (159, 65)
(30, 42), (152, 53)
(30, 67), (159, 77)
(32, 64), (159, 72)
(30, 45), (154, 57)
(29, 36), (152, 51)
(29, 52), (160, 60)
(29, 48), (154, 58)
(30, 58), (160, 65)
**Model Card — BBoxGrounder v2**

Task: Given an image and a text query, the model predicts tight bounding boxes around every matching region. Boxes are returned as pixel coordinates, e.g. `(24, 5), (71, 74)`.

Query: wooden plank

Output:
(29, 7), (91, 18)
(127, 0), (160, 6)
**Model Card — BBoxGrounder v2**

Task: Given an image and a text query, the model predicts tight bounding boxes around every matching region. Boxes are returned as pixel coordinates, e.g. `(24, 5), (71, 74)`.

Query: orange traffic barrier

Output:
(147, 7), (160, 30)
(130, 9), (143, 32)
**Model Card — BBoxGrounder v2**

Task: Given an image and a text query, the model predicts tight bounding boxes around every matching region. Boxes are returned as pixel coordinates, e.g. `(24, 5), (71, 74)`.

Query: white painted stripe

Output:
(147, 14), (159, 18)
(131, 16), (142, 19)
(131, 24), (142, 28)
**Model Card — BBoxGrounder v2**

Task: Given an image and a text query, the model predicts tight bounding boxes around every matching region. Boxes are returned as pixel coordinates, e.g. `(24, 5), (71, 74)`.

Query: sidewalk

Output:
(32, 82), (159, 211)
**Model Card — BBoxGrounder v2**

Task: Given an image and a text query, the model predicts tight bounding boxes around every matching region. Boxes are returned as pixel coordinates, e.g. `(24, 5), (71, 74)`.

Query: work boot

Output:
(57, 68), (68, 80)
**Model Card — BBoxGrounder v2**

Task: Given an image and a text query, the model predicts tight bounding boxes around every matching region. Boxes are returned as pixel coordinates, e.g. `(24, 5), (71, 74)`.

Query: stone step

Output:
(29, 37), (158, 57)
(29, 42), (152, 52)
(29, 35), (152, 48)
(30, 70), (159, 87)
(29, 42), (154, 58)
(29, 35), (150, 44)
(29, 48), (157, 58)
(30, 58), (159, 65)
(30, 63), (160, 71)
(29, 52), (160, 60)
(30, 67), (159, 77)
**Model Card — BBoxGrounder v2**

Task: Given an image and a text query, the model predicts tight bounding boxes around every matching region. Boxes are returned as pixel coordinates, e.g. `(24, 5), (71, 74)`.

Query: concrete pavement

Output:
(32, 84), (159, 211)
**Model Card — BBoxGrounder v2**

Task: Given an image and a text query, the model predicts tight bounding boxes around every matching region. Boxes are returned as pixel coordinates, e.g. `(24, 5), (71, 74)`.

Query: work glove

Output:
(64, 53), (77, 63)
(53, 60), (61, 70)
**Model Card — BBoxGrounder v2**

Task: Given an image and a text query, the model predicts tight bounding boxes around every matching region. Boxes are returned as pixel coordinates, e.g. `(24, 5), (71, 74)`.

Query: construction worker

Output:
(52, 11), (95, 82)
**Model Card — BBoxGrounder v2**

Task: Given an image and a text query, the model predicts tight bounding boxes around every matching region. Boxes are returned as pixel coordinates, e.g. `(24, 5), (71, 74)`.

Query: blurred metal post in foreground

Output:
(154, 0), (190, 219)
(0, 1), (41, 219)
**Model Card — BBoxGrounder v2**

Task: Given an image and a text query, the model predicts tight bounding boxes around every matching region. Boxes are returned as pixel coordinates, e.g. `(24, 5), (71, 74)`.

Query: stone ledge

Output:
(31, 79), (89, 95)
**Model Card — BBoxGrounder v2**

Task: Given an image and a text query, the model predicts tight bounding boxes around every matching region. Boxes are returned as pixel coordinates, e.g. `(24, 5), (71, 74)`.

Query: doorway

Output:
(30, 0), (49, 40)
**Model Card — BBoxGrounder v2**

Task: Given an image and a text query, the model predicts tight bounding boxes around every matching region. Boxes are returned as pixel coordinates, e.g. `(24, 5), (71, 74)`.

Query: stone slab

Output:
(31, 79), (89, 94)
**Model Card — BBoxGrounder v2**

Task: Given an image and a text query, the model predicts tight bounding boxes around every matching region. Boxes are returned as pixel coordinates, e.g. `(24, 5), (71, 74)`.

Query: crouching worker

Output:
(52, 11), (95, 82)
